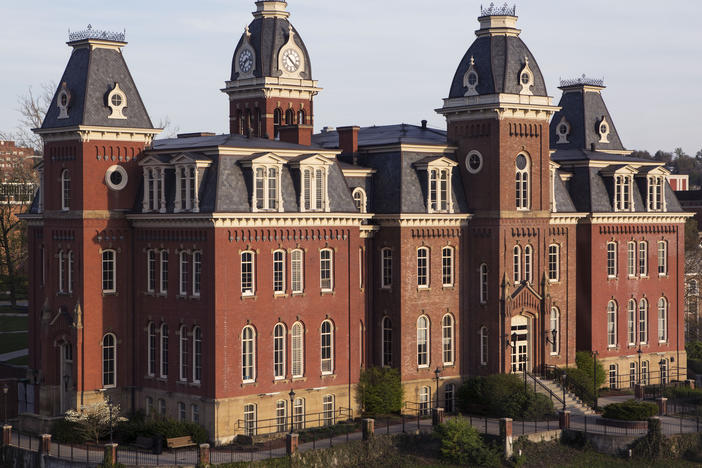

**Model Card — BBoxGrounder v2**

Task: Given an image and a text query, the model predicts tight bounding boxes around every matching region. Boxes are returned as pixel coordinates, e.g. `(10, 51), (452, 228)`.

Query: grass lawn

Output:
(0, 332), (28, 357)
(0, 315), (28, 332)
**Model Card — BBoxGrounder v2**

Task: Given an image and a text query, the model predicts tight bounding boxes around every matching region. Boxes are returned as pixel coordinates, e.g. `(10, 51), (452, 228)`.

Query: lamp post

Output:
(2, 384), (8, 426)
(545, 329), (558, 362)
(593, 351), (599, 411)
(288, 389), (295, 434)
(434, 368), (441, 409)
(107, 395), (113, 444)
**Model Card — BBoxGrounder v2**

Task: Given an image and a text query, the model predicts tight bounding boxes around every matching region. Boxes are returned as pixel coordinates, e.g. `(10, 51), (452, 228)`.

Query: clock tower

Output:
(223, 0), (321, 142)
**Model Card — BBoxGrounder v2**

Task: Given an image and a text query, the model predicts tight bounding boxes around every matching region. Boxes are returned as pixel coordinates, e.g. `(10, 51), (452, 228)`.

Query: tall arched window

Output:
(67, 251), (74, 293)
(352, 187), (367, 213)
(382, 316), (392, 367)
(179, 251), (189, 296)
(321, 320), (334, 374)
(607, 301), (617, 347)
(102, 333), (116, 388)
(192, 251), (201, 297)
(657, 241), (667, 276)
(273, 323), (286, 379)
(417, 247), (429, 287)
(297, 109), (305, 125)
(480, 263), (488, 304)
(61, 169), (71, 210)
(639, 299), (648, 344)
(480, 326), (488, 365)
(515, 154), (529, 210)
(442, 314), (454, 365)
(242, 325), (256, 382)
(658, 297), (668, 343)
(160, 323), (169, 378)
(548, 244), (559, 282)
(160, 250), (169, 294)
(550, 307), (560, 355)
(192, 326), (202, 383)
(417, 316), (429, 367)
(627, 241), (636, 277)
(639, 241), (648, 276)
(273, 250), (285, 294)
(627, 299), (636, 345)
(513, 245), (521, 284)
(147, 322), (156, 376)
(241, 251), (255, 296)
(291, 322), (304, 378)
(606, 242), (617, 278)
(102, 249), (116, 293)
(58, 250), (65, 293)
(179, 325), (188, 381)
(320, 249), (333, 291)
(285, 109), (295, 125)
(291, 249), (304, 293)
(442, 247), (454, 287)
(524, 245), (533, 283)
(381, 248), (392, 289)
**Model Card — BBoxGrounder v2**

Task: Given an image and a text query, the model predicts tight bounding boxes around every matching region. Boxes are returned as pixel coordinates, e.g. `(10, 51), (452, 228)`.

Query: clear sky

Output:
(1, 0), (700, 155)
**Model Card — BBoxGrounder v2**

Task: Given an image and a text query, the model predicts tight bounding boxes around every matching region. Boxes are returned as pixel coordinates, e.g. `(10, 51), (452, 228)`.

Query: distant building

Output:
(668, 174), (690, 192)
(0, 140), (38, 205)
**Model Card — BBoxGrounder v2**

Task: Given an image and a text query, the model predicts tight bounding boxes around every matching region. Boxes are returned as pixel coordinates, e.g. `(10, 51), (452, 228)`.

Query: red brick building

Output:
(21, 2), (689, 441)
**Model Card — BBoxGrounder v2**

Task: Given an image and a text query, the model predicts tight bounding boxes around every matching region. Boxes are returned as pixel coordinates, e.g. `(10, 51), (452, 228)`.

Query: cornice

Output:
(585, 212), (693, 224)
(127, 212), (371, 229)
(549, 213), (588, 225)
(34, 125), (162, 143)
(373, 214), (471, 227)
(22, 210), (128, 220)
(147, 146), (340, 160)
(361, 143), (457, 155)
(437, 93), (560, 122)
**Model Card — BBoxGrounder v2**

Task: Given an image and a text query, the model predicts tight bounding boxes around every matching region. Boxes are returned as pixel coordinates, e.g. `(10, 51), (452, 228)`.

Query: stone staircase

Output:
(528, 374), (597, 416)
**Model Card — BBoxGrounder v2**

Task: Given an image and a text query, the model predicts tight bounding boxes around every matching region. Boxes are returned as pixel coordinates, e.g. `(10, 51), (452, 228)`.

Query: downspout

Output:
(130, 225), (136, 414)
(347, 229), (352, 414)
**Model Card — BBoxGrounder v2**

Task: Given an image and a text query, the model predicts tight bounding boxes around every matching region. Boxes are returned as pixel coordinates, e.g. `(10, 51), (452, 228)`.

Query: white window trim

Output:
(102, 249), (117, 294)
(639, 299), (648, 345)
(241, 251), (256, 296)
(480, 263), (488, 304)
(299, 165), (330, 213)
(273, 250), (286, 295)
(192, 326), (202, 384)
(524, 245), (533, 284)
(550, 308), (560, 355)
(606, 242), (617, 278)
(442, 247), (454, 288)
(242, 325), (256, 383)
(381, 316), (392, 367)
(352, 187), (367, 213)
(607, 301), (617, 348)
(179, 251), (189, 296)
(160, 323), (169, 379)
(320, 249), (334, 292)
(627, 242), (636, 277)
(639, 241), (648, 277)
(61, 169), (70, 211)
(658, 241), (667, 276)
(658, 298), (668, 343)
(417, 247), (430, 288)
(102, 333), (117, 389)
(252, 164), (283, 212)
(147, 322), (156, 377)
(516, 154), (530, 211)
(442, 314), (454, 366)
(513, 245), (521, 284)
(291, 249), (304, 294)
(147, 249), (156, 293)
(160, 250), (169, 294)
(548, 244), (559, 282)
(291, 322), (304, 378)
(273, 323), (286, 380)
(179, 325), (188, 382)
(417, 315), (430, 368)
(380, 248), (392, 289)
(427, 167), (454, 214)
(192, 251), (202, 297)
(321, 320), (334, 375)
(627, 300), (636, 346)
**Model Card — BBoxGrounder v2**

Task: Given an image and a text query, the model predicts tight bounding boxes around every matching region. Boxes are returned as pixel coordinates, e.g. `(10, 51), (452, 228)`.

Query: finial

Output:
(524, 56), (529, 66)
(470, 56), (475, 66)
(480, 2), (516, 17)
(245, 25), (251, 39)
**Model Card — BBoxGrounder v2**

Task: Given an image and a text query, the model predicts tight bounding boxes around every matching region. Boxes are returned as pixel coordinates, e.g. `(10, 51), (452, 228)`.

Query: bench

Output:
(166, 436), (196, 449)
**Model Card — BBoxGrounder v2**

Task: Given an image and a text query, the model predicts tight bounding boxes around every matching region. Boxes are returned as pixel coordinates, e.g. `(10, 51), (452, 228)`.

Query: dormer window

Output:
(429, 168), (451, 213)
(254, 166), (281, 211)
(303, 168), (326, 211)
(647, 176), (664, 211)
(614, 175), (632, 211)
(176, 166), (197, 212)
(142, 167), (165, 213)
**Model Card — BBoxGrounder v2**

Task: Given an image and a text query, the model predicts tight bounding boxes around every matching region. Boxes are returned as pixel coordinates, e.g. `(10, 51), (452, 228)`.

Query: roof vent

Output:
(177, 132), (216, 139)
(321, 126), (335, 133)
(421, 120), (428, 129)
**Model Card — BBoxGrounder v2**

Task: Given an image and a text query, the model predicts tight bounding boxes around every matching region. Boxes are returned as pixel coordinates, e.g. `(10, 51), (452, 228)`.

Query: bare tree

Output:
(14, 83), (55, 154)
(156, 116), (180, 139)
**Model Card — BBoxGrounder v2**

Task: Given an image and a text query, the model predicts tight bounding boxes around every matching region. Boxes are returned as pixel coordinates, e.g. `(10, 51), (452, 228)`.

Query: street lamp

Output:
(288, 389), (295, 434)
(2, 384), (8, 426)
(434, 368), (442, 409)
(107, 395), (114, 444)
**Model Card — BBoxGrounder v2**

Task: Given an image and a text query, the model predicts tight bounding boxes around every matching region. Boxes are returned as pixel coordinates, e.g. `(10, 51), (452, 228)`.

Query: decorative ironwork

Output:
(559, 74), (605, 88)
(480, 3), (516, 17)
(68, 24), (126, 43)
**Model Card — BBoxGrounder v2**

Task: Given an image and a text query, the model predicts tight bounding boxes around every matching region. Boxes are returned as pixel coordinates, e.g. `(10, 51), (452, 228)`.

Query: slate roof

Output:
(152, 134), (325, 152)
(42, 45), (153, 130)
(312, 124), (448, 149)
(448, 35), (548, 98)
(551, 149), (651, 165)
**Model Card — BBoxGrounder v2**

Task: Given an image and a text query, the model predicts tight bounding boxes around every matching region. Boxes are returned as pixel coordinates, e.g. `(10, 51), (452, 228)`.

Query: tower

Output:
(223, 0), (321, 142)
(437, 5), (563, 375)
(28, 26), (159, 415)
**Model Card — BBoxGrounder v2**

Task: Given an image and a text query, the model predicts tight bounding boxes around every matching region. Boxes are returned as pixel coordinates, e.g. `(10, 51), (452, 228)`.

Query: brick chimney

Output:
(337, 126), (360, 154)
(278, 125), (313, 146)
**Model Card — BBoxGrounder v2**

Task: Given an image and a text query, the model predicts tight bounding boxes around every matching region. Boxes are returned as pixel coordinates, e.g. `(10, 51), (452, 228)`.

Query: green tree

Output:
(435, 418), (500, 467)
(575, 351), (606, 389)
(356, 367), (404, 417)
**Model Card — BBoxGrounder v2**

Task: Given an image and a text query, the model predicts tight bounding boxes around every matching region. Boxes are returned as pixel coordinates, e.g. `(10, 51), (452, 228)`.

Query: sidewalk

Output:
(0, 348), (28, 361)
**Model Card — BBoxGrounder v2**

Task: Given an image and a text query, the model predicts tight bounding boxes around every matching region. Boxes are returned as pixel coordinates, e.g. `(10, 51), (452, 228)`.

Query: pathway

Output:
(0, 348), (28, 361)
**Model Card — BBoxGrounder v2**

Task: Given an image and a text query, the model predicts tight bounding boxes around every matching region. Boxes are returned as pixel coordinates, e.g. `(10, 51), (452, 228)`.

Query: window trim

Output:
(524, 245), (533, 284)
(147, 322), (156, 377)
(160, 323), (169, 379)
(638, 241), (648, 276)
(102, 333), (117, 388)
(147, 249), (156, 293)
(639, 299), (648, 345)
(606, 242), (617, 278)
(442, 314), (454, 366)
(550, 307), (560, 355)
(515, 153), (530, 210)
(61, 169), (71, 211)
(321, 319), (334, 375)
(548, 244), (559, 282)
(242, 325), (256, 383)
(192, 251), (202, 297)
(442, 246), (454, 288)
(607, 301), (617, 348)
(102, 249), (117, 294)
(273, 323), (286, 380)
(320, 249), (334, 292)
(241, 251), (256, 296)
(627, 241), (636, 277)
(658, 297), (668, 343)
(513, 245), (521, 284)
(253, 165), (282, 212)
(352, 187), (367, 213)
(160, 250), (169, 294)
(479, 263), (488, 304)
(627, 299), (636, 346)
(657, 241), (667, 276)
(480, 326), (488, 365)
(380, 248), (392, 289)
(417, 315), (430, 368)
(179, 251), (189, 296)
(291, 322), (304, 378)
(291, 249), (304, 294)
(417, 247), (429, 288)
(192, 326), (202, 384)
(381, 316), (392, 368)
(179, 325), (188, 382)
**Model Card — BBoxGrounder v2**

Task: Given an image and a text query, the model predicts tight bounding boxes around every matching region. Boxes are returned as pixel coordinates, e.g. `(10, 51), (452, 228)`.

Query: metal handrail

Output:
(236, 407), (354, 435)
(525, 371), (565, 410)
(548, 366), (597, 409)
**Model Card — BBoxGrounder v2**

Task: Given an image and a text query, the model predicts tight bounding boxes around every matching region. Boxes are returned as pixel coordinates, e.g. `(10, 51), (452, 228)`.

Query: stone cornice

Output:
(585, 212), (693, 224)
(550, 213), (588, 225)
(127, 212), (371, 229)
(437, 93), (560, 122)
(34, 125), (162, 143)
(373, 214), (471, 227)
(361, 143), (457, 155)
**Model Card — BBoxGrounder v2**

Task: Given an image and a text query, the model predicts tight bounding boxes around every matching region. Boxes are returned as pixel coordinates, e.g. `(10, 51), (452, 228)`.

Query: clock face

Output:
(239, 49), (253, 73)
(282, 49), (301, 73)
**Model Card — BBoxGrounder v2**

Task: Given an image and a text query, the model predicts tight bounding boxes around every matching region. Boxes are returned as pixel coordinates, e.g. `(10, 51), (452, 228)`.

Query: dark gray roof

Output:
(42, 46), (153, 129)
(553, 171), (576, 213)
(551, 149), (650, 164)
(448, 35), (548, 98)
(153, 134), (324, 152)
(550, 86), (624, 152)
(231, 18), (312, 80)
(312, 124), (448, 149)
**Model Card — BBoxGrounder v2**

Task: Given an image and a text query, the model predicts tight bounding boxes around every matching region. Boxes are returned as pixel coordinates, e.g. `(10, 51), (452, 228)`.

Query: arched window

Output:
(147, 322), (156, 376)
(548, 244), (559, 282)
(291, 249), (304, 293)
(285, 109), (295, 125)
(160, 324), (169, 378)
(480, 326), (488, 365)
(61, 169), (71, 210)
(241, 251), (255, 296)
(513, 245), (521, 284)
(102, 333), (116, 388)
(273, 250), (285, 294)
(417, 316), (429, 367)
(658, 297), (668, 343)
(352, 187), (367, 213)
(382, 316), (392, 367)
(58, 250), (65, 293)
(273, 108), (282, 126)
(321, 320), (334, 374)
(627, 241), (636, 277)
(442, 247), (454, 287)
(606, 242), (617, 278)
(242, 325), (256, 382)
(524, 245), (533, 283)
(179, 325), (188, 381)
(179, 251), (189, 296)
(67, 251), (74, 293)
(160, 250), (169, 294)
(657, 241), (667, 276)
(147, 249), (156, 293)
(291, 322), (304, 378)
(419, 386), (431, 416)
(381, 248), (392, 289)
(550, 307), (559, 355)
(515, 153), (529, 210)
(192, 251), (202, 297)
(276, 400), (287, 433)
(320, 249), (333, 291)
(442, 314), (454, 365)
(607, 301), (617, 347)
(480, 263), (488, 304)
(639, 299), (648, 344)
(627, 299), (636, 345)
(192, 326), (202, 383)
(297, 109), (305, 125)
(102, 249), (116, 293)
(417, 247), (429, 288)
(273, 323), (286, 379)
(639, 241), (648, 276)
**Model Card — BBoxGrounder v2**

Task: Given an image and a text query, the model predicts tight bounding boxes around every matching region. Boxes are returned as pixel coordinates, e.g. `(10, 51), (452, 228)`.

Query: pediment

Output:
(290, 153), (333, 167)
(510, 281), (542, 313)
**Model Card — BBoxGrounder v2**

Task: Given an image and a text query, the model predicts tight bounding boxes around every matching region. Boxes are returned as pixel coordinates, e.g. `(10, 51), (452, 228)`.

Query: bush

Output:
(686, 342), (702, 361)
(115, 412), (208, 445)
(663, 386), (702, 405)
(602, 399), (658, 421)
(688, 359), (702, 375)
(575, 351), (606, 389)
(435, 417), (500, 467)
(357, 367), (403, 417)
(456, 374), (555, 419)
(51, 418), (89, 444)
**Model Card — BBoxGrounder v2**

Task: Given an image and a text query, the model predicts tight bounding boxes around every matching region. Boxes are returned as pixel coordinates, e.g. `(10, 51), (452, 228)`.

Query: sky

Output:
(1, 0), (700, 155)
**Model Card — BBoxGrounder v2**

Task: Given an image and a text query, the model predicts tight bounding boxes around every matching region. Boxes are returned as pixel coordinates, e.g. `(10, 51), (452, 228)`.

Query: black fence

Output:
(236, 407), (354, 436)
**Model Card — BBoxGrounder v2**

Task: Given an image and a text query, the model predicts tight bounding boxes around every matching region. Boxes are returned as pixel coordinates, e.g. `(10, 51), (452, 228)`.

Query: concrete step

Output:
(530, 375), (596, 416)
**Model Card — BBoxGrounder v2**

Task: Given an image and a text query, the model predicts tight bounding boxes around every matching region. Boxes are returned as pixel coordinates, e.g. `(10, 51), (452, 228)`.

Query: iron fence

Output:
(236, 407), (354, 436)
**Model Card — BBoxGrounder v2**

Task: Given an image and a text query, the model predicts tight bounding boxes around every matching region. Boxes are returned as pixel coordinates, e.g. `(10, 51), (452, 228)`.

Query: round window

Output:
(466, 150), (483, 174)
(600, 123), (608, 134)
(468, 72), (478, 86)
(516, 154), (528, 170)
(558, 124), (568, 135)
(521, 73), (530, 85)
(105, 165), (128, 191)
(60, 94), (68, 106)
(111, 94), (123, 107)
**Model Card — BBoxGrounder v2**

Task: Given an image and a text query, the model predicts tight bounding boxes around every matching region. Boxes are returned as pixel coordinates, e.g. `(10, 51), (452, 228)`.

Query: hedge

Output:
(601, 399), (658, 421)
(456, 374), (555, 419)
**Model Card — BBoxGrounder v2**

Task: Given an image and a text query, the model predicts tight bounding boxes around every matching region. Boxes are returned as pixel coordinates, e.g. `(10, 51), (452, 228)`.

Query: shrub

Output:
(602, 399), (658, 421)
(456, 374), (554, 419)
(435, 417), (500, 467)
(575, 351), (606, 389)
(51, 418), (89, 444)
(356, 367), (404, 417)
(115, 412), (208, 445)
(686, 342), (702, 361)
(663, 386), (702, 405)
(688, 359), (702, 375)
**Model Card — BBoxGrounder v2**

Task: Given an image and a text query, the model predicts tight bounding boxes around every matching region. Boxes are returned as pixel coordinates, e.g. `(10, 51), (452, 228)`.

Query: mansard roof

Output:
(312, 124), (448, 149)
(152, 133), (326, 152)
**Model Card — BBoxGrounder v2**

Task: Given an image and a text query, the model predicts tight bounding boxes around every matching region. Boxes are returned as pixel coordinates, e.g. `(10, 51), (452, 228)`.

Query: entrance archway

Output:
(510, 316), (531, 373)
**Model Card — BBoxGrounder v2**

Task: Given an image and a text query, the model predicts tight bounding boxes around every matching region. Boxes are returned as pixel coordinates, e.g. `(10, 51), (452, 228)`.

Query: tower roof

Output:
(41, 26), (154, 131)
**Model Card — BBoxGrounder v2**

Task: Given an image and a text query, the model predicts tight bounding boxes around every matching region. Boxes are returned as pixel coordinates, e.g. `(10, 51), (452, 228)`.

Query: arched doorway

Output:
(510, 316), (531, 373)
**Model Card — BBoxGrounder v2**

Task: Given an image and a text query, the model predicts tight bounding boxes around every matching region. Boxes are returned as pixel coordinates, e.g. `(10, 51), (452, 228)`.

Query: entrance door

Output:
(510, 316), (529, 373)
(60, 342), (73, 413)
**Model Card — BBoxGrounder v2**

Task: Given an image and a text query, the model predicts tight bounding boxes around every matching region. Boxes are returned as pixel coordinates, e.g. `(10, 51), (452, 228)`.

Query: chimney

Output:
(278, 125), (313, 146)
(337, 126), (360, 155)
(421, 120), (427, 129)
